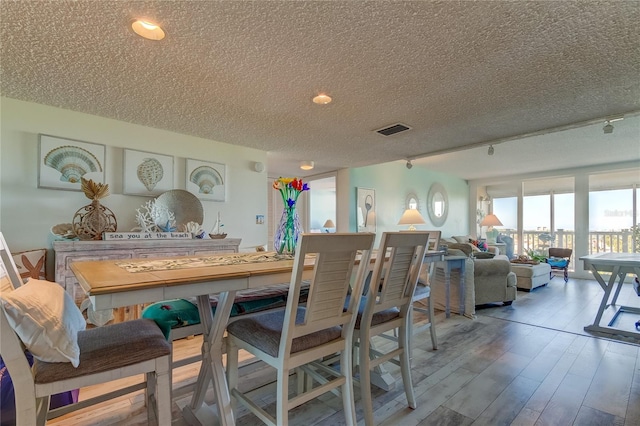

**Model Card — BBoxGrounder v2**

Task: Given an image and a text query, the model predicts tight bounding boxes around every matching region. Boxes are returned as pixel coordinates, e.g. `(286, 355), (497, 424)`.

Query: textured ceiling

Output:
(1, 1), (639, 179)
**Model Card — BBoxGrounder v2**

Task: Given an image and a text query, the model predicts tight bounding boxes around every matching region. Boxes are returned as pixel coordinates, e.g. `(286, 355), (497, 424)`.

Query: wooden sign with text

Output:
(103, 232), (192, 240)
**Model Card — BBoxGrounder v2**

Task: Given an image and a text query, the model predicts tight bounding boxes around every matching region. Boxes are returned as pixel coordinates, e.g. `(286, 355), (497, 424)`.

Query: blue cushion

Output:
(142, 285), (311, 339)
(142, 299), (202, 339)
(547, 258), (568, 268)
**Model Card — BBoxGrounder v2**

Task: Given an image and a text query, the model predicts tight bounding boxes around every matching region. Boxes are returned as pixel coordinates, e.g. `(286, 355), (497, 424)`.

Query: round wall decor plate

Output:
(155, 189), (204, 229)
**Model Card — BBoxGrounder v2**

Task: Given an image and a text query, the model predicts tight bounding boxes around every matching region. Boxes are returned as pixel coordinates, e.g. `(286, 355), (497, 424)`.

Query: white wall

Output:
(1, 98), (269, 273)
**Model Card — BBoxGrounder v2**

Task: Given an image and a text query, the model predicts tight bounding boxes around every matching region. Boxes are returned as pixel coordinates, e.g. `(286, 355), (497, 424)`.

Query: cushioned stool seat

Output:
(512, 263), (551, 291)
(33, 319), (170, 383)
(226, 307), (342, 357)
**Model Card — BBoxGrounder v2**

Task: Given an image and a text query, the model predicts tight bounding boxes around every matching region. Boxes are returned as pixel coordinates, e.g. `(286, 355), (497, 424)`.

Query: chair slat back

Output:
(422, 230), (442, 281)
(0, 296), (32, 369)
(549, 247), (572, 259)
(0, 232), (37, 396)
(0, 232), (23, 291)
(365, 232), (430, 316)
(426, 230), (441, 251)
(282, 233), (375, 345)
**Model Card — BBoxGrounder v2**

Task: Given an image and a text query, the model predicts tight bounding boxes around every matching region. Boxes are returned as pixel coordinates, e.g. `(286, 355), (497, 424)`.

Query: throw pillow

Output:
(547, 257), (569, 268)
(453, 235), (473, 244)
(473, 252), (495, 259)
(1, 278), (86, 367)
(469, 239), (488, 252)
(12, 248), (47, 281)
(445, 248), (469, 257)
(445, 243), (473, 257)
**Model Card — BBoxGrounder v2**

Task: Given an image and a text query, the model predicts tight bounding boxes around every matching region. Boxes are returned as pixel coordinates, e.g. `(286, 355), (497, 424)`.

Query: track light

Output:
(488, 145), (494, 156)
(603, 115), (624, 134)
(406, 160), (413, 169)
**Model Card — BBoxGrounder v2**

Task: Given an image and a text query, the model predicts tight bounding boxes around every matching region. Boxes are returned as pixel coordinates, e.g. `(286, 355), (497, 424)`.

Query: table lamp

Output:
(323, 219), (335, 233)
(398, 209), (426, 230)
(480, 213), (503, 244)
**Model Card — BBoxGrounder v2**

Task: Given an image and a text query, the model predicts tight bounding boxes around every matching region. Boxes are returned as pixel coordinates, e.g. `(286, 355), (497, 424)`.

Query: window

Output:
(589, 169), (639, 254)
(553, 192), (575, 250)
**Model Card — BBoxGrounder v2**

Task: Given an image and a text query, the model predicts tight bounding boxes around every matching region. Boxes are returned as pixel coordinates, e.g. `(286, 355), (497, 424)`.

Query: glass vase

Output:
(274, 206), (301, 255)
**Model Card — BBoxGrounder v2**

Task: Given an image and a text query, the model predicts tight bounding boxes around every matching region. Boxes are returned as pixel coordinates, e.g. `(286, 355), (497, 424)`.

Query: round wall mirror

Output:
(406, 192), (419, 210)
(427, 183), (448, 227)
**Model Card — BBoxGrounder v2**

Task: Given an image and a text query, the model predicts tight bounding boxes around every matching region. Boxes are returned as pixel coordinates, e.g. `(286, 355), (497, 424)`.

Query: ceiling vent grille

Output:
(375, 123), (412, 136)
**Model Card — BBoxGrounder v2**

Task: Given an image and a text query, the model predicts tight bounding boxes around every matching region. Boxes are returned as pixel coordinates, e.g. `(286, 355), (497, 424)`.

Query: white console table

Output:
(54, 238), (241, 323)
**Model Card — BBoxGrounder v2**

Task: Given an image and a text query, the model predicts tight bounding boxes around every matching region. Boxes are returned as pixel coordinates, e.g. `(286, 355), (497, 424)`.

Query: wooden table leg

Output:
(457, 259), (466, 316)
(183, 290), (237, 426)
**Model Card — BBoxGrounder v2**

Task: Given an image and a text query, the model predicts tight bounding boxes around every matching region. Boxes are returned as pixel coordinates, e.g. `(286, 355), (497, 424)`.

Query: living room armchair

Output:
(430, 236), (517, 317)
(473, 258), (517, 305)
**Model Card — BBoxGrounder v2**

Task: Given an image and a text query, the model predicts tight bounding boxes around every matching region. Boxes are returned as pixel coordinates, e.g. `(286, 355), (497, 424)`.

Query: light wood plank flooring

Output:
(49, 277), (640, 425)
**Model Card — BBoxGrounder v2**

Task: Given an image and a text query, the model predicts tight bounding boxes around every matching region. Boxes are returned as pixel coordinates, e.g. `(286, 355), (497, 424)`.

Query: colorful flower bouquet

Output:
(273, 177), (310, 254)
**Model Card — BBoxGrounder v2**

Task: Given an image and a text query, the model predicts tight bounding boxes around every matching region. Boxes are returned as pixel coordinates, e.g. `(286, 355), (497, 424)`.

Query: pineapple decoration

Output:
(72, 178), (117, 240)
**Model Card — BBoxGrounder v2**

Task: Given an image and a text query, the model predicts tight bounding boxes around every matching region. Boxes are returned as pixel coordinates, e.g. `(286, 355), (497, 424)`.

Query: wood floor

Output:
(49, 277), (640, 426)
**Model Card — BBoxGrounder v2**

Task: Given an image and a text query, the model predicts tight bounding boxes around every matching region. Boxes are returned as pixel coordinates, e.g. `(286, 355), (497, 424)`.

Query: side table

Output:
(436, 255), (467, 317)
(487, 242), (506, 255)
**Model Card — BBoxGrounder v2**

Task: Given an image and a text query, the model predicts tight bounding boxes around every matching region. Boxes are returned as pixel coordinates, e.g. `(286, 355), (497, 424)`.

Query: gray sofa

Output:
(430, 237), (517, 317)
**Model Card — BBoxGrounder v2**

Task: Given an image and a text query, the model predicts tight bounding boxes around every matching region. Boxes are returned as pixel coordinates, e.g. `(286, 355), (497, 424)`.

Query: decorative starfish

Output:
(160, 220), (177, 232)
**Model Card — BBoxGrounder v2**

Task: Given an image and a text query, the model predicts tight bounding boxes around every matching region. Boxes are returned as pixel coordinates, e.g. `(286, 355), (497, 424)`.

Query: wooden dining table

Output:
(71, 251), (310, 426)
(70, 248), (444, 425)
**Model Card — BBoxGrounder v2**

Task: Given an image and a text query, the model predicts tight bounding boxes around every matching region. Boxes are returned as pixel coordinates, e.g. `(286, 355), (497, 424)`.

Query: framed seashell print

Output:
(123, 149), (174, 196)
(38, 134), (106, 191)
(185, 158), (226, 202)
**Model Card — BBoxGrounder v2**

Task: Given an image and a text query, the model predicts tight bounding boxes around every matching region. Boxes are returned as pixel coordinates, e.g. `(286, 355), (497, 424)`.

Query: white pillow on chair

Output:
(1, 278), (86, 367)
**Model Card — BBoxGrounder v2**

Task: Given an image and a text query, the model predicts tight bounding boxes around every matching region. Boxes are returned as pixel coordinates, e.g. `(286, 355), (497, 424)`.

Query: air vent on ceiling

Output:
(375, 123), (412, 136)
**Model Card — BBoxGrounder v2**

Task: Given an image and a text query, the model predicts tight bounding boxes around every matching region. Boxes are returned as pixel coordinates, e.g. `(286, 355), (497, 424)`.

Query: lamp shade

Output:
(480, 214), (503, 227)
(398, 209), (426, 226)
(323, 219), (335, 228)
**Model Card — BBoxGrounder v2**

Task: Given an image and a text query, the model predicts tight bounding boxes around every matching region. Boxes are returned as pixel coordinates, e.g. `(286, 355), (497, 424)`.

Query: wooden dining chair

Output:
(547, 247), (573, 283)
(225, 232), (375, 426)
(352, 231), (430, 426)
(0, 232), (172, 425)
(411, 230), (440, 349)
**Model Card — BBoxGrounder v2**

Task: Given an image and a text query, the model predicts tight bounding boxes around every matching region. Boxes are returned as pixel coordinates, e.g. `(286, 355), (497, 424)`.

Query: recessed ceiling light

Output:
(131, 20), (165, 41)
(312, 94), (332, 105)
(300, 161), (314, 170)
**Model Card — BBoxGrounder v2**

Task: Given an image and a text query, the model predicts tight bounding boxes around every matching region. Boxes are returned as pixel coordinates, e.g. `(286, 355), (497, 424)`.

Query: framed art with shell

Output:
(185, 158), (226, 202)
(38, 134), (106, 191)
(123, 149), (174, 196)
